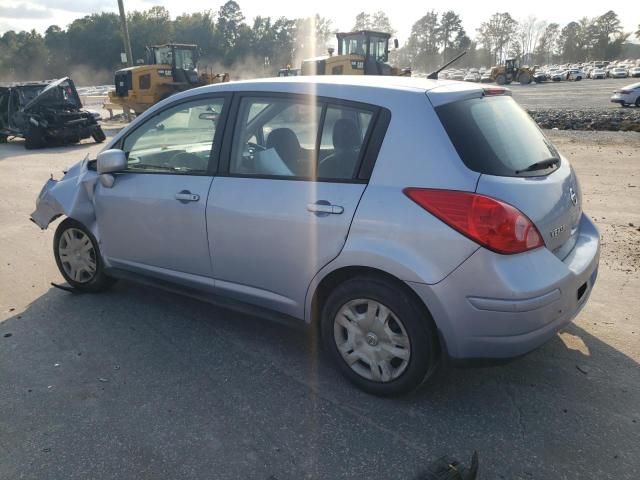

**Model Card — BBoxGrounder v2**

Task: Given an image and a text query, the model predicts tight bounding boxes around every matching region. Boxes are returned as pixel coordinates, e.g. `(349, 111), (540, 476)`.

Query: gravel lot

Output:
(1, 129), (639, 479)
(509, 77), (636, 111)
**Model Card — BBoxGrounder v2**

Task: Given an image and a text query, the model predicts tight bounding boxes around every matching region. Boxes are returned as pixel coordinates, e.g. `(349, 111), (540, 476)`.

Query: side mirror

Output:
(97, 149), (127, 174)
(198, 112), (219, 121)
(394, 39), (399, 49)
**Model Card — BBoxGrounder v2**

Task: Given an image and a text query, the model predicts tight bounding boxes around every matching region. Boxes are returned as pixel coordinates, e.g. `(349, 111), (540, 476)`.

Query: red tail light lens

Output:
(404, 188), (544, 254)
(483, 87), (507, 96)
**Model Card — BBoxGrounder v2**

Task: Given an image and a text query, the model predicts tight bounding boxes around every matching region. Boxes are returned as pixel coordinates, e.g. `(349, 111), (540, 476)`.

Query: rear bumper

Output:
(408, 213), (600, 359)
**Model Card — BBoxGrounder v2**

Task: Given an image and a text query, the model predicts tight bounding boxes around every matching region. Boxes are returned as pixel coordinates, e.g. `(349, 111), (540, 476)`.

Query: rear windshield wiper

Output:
(516, 157), (560, 174)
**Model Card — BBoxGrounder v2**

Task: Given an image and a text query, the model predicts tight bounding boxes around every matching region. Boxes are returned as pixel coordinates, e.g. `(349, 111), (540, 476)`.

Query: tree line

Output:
(0, 2), (638, 84)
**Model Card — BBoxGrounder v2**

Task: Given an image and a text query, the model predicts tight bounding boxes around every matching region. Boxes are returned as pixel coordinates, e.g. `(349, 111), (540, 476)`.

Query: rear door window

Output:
(436, 95), (559, 177)
(228, 95), (378, 181)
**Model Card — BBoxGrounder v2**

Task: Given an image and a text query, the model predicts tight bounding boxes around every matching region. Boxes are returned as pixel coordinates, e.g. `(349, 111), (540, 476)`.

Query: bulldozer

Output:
(106, 43), (229, 116)
(301, 30), (410, 76)
(489, 58), (533, 85)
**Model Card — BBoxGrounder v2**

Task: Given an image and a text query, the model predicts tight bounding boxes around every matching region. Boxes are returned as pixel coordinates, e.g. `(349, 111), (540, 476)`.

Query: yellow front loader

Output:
(106, 44), (229, 116)
(301, 31), (410, 77)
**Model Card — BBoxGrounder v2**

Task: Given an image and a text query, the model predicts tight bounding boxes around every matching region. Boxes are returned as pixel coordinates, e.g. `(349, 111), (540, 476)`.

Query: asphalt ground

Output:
(1, 125), (639, 479)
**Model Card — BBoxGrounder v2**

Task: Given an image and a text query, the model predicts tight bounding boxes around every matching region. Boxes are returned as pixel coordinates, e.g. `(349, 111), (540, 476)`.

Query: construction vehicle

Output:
(301, 31), (410, 76)
(277, 66), (301, 77)
(106, 43), (229, 116)
(489, 58), (533, 85)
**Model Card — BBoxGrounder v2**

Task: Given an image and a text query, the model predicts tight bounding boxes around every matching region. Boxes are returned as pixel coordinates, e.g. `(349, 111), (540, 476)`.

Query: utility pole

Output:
(117, 0), (134, 67)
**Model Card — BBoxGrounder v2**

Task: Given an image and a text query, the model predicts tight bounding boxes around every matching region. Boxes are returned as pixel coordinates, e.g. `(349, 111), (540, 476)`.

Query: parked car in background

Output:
(610, 82), (640, 107)
(629, 67), (640, 78)
(480, 72), (493, 83)
(463, 72), (480, 82)
(610, 67), (628, 78)
(31, 76), (600, 396)
(590, 68), (606, 79)
(0, 77), (105, 149)
(567, 69), (585, 81)
(533, 71), (549, 83)
(451, 70), (465, 81)
(551, 71), (567, 81)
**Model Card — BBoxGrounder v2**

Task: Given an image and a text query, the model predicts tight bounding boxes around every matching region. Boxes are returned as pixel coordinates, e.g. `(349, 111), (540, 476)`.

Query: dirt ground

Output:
(0, 129), (639, 479)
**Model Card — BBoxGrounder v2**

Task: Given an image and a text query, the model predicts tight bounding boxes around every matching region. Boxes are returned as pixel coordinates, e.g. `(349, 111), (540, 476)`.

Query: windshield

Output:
(153, 46), (196, 70)
(154, 46), (173, 65)
(436, 95), (560, 177)
(174, 48), (196, 70)
(369, 36), (389, 62)
(340, 34), (367, 56)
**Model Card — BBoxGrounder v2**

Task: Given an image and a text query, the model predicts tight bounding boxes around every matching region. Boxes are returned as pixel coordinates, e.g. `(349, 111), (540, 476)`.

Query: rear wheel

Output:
(321, 276), (440, 396)
(0, 134), (7, 143)
(518, 72), (531, 84)
(635, 97), (640, 107)
(92, 126), (106, 143)
(53, 218), (116, 292)
(24, 127), (46, 149)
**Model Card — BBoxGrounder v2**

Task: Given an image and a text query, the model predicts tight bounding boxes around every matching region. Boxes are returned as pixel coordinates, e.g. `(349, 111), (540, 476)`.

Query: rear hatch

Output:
(430, 88), (582, 258)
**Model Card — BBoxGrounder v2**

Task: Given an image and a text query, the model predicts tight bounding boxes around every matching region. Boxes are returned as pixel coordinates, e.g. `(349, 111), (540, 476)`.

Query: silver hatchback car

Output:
(32, 77), (600, 396)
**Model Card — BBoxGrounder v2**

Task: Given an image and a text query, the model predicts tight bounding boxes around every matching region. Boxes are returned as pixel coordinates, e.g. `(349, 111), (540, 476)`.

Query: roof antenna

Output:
(427, 51), (467, 80)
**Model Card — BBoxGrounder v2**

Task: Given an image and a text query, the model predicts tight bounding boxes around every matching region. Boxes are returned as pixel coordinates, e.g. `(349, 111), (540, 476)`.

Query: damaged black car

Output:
(0, 77), (105, 149)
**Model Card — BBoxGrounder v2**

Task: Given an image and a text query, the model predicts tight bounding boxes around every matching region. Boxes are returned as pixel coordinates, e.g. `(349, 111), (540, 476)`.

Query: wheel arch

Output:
(306, 265), (439, 339)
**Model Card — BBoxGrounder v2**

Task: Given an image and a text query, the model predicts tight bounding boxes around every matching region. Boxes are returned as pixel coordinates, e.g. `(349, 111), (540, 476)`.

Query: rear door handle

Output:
(175, 191), (200, 203)
(307, 201), (344, 215)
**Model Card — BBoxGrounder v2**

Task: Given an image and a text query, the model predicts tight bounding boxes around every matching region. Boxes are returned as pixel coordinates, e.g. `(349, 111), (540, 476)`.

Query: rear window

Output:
(436, 95), (559, 177)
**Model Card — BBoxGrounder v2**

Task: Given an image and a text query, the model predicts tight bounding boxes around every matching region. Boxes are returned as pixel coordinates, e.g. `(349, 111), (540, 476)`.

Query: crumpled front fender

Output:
(30, 157), (99, 230)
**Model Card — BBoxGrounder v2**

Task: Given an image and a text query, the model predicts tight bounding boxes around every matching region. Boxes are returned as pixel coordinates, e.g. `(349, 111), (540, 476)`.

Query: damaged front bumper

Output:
(31, 178), (62, 229)
(30, 156), (99, 230)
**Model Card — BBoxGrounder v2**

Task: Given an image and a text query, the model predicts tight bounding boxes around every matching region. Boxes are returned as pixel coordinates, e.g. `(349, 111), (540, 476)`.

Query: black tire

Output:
(53, 218), (116, 293)
(635, 97), (640, 107)
(92, 125), (106, 143)
(24, 127), (46, 150)
(495, 74), (506, 85)
(0, 134), (7, 143)
(320, 275), (440, 396)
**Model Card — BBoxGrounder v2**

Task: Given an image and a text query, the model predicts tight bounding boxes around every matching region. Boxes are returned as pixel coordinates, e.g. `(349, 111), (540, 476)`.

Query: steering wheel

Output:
(167, 152), (205, 171)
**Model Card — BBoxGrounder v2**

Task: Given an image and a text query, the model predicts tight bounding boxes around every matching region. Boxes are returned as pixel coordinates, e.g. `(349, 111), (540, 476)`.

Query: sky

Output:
(0, 0), (638, 44)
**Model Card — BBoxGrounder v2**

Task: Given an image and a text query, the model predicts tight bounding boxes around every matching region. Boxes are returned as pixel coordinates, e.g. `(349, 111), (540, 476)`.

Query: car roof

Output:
(185, 75), (480, 97)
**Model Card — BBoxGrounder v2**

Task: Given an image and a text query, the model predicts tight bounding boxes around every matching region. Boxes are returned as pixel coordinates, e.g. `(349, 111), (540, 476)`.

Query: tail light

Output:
(483, 87), (507, 96)
(404, 188), (544, 255)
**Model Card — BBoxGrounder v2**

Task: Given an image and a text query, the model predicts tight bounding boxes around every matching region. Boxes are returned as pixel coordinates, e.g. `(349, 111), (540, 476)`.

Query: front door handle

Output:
(175, 191), (200, 203)
(307, 201), (344, 216)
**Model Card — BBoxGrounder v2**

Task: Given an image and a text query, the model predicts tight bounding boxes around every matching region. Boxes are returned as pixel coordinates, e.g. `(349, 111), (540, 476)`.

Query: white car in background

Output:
(590, 68), (606, 79)
(629, 67), (640, 78)
(610, 67), (628, 78)
(567, 69), (585, 81)
(610, 82), (640, 107)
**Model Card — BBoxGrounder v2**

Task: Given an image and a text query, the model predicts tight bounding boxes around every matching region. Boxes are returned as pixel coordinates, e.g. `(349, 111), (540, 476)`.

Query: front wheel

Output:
(495, 74), (506, 85)
(53, 218), (116, 292)
(321, 276), (440, 396)
(92, 125), (106, 143)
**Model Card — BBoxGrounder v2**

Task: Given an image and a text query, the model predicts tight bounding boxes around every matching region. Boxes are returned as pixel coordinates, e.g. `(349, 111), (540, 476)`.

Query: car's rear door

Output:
(206, 93), (386, 318)
(94, 94), (228, 283)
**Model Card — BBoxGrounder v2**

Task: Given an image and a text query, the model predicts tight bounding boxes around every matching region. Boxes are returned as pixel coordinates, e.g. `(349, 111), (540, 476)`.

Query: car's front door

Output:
(94, 95), (227, 283)
(207, 94), (381, 318)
